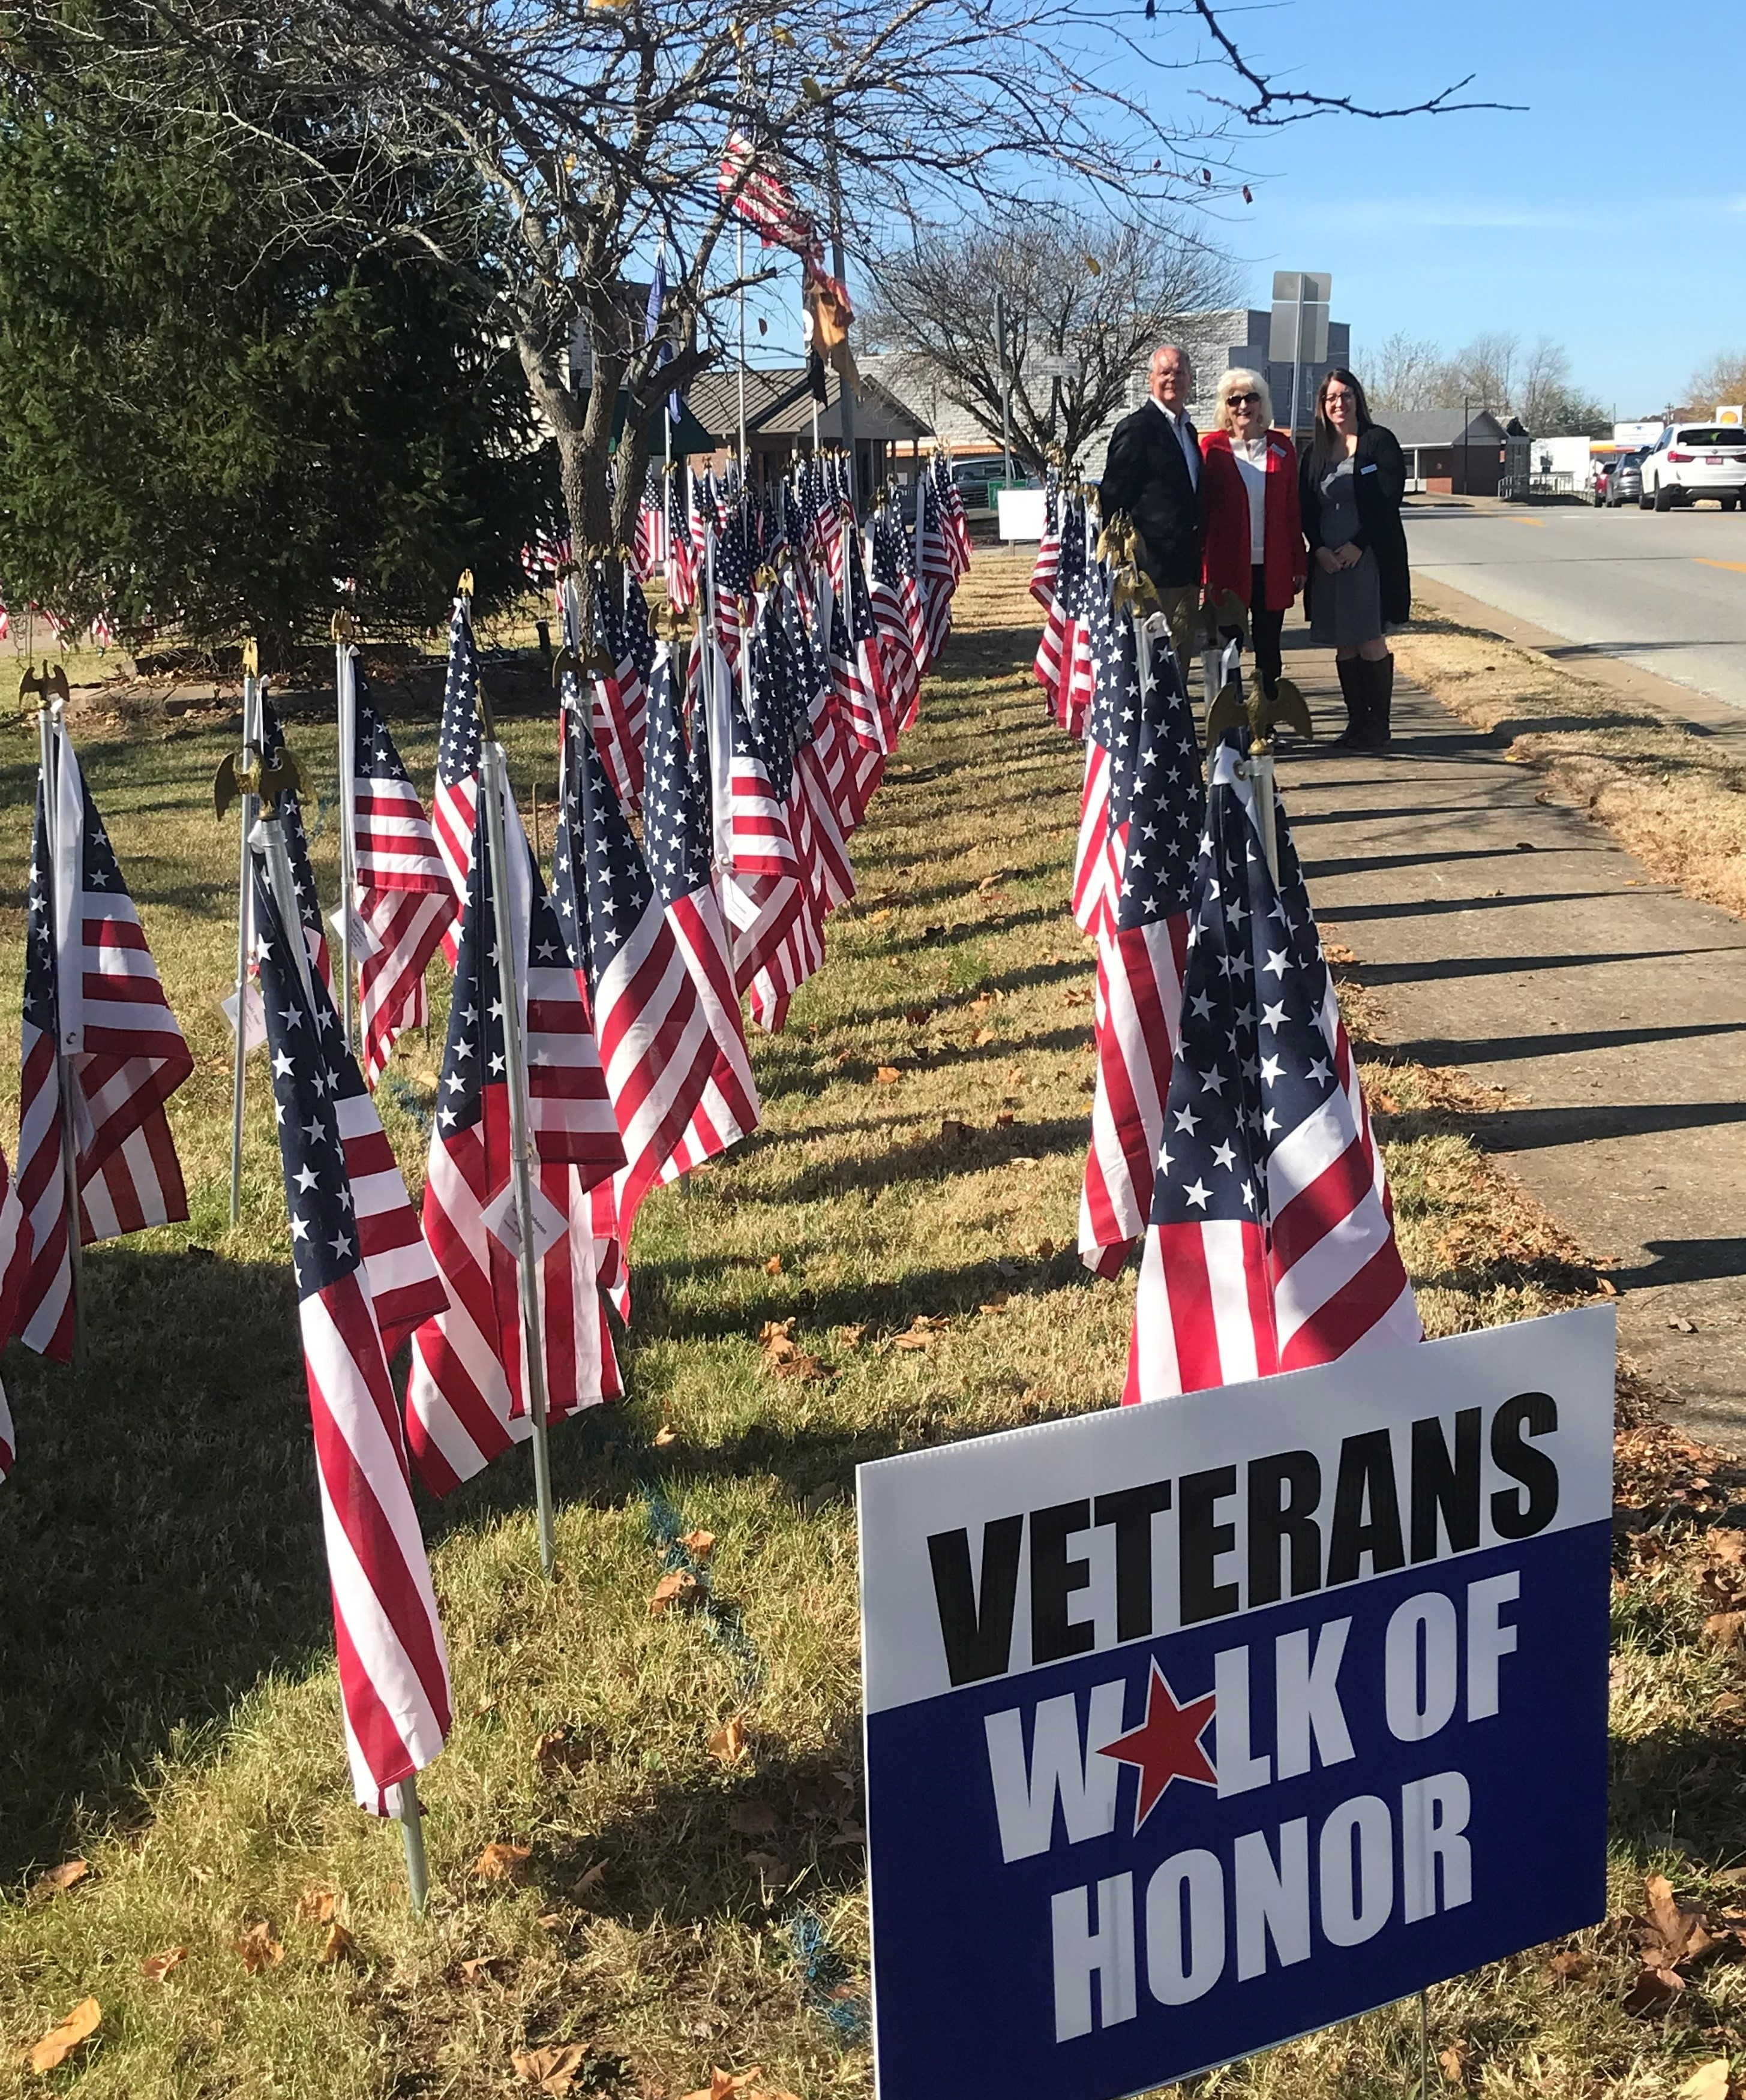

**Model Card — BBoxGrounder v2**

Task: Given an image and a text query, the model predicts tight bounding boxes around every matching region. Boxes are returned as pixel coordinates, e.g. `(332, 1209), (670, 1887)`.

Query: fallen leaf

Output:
(295, 1884), (340, 1923)
(893, 1332), (931, 1351)
(1643, 1873), (1717, 1969)
(1705, 1612), (1745, 1652)
(1595, 1276), (1619, 1296)
(1062, 989), (1093, 1007)
(729, 1801), (779, 1837)
(1037, 1237), (1057, 1261)
(770, 1351), (832, 1381)
(764, 1254), (784, 1275)
(1624, 1964), (1685, 2015)
(141, 1946), (187, 1982)
(976, 873), (1007, 893)
(474, 1841), (532, 1882)
(1438, 2041), (1468, 2083)
(972, 1028), (996, 1046)
(512, 2042), (589, 2094)
(681, 2069), (764, 2100)
(866, 908), (892, 923)
(537, 1912), (566, 1930)
(1534, 789), (1553, 805)
(680, 1528), (716, 1557)
(875, 1065), (901, 1083)
(650, 1570), (703, 1617)
(653, 1423), (679, 1446)
(1006, 1065), (1024, 1088)
(572, 1861), (607, 1901)
(904, 1005), (933, 1026)
(1678, 2060), (1734, 2100)
(995, 1110), (1015, 1127)
(234, 1921), (285, 1973)
(1323, 942), (1357, 965)
(319, 1922), (358, 1965)
(459, 1954), (508, 1983)
(760, 1318), (798, 1361)
(28, 1997), (101, 2074)
(535, 1729), (581, 1772)
(743, 1848), (786, 1873)
(1712, 1532), (1746, 1567)
(708, 1717), (748, 1763)
(1547, 1948), (1595, 1982)
(839, 1324), (868, 1348)
(34, 1859), (89, 1898)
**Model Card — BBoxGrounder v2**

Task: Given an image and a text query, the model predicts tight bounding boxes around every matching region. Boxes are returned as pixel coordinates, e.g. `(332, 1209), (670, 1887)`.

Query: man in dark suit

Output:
(1098, 343), (1204, 648)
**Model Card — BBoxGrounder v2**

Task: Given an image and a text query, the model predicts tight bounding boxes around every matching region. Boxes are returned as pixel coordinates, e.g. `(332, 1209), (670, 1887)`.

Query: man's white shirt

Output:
(1149, 395), (1200, 487)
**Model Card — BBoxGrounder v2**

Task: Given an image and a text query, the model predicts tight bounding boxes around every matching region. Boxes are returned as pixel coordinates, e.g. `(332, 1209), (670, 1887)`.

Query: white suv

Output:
(1639, 423), (1746, 512)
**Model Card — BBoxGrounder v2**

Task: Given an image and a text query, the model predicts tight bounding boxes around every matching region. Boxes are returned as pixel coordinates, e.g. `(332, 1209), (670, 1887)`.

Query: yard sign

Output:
(859, 1307), (1615, 2100)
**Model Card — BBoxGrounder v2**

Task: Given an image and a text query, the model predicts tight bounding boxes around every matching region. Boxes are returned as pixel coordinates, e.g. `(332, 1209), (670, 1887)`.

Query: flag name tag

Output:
(220, 986), (269, 1052)
(481, 1179), (567, 1263)
(330, 905), (381, 960)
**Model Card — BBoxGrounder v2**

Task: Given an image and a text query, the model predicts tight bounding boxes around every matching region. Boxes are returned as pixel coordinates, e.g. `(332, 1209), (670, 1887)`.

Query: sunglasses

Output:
(1225, 391), (1262, 407)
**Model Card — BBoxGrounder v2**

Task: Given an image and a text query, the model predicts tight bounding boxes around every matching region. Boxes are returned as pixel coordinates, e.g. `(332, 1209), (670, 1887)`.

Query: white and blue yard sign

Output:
(858, 1308), (1615, 2100)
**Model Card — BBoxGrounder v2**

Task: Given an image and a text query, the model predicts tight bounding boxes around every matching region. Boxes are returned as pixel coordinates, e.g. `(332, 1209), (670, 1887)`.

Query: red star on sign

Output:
(1097, 1659), (1217, 1831)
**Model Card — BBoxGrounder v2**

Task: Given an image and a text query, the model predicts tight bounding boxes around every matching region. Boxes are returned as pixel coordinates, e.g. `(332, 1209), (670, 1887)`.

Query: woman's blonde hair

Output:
(1213, 367), (1273, 434)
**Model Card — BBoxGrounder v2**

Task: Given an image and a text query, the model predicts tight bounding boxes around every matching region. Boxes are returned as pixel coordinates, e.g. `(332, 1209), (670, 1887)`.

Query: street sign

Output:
(860, 1308), (1615, 2100)
(1614, 420), (1663, 446)
(1268, 271), (1331, 368)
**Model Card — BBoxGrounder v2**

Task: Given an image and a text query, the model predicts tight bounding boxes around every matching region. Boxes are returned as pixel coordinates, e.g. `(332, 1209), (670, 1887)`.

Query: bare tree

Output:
(1447, 330), (1520, 414)
(1687, 350), (1746, 414)
(1517, 337), (1573, 436)
(1358, 330), (1454, 413)
(863, 211), (1237, 472)
(6, 0), (1499, 595)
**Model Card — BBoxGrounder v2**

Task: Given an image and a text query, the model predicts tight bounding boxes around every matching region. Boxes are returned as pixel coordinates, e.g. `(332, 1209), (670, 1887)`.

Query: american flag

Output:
(404, 770), (625, 1496)
(717, 128), (823, 260)
(250, 861), (452, 1813)
(1036, 493), (1094, 734)
(1070, 570), (1117, 941)
(633, 466), (668, 581)
(587, 566), (647, 811)
(1078, 585), (1202, 1276)
(1030, 467), (1061, 611)
(932, 452), (973, 580)
(665, 471), (698, 613)
(0, 1150), (34, 1482)
(642, 645), (759, 1176)
(259, 696), (334, 995)
(830, 523), (892, 761)
(554, 686), (734, 1261)
(1124, 737), (1421, 1401)
(432, 594), (482, 964)
(869, 507), (922, 737)
(15, 730), (194, 1362)
(913, 477), (948, 636)
(350, 672), (454, 1086)
(777, 581), (853, 917)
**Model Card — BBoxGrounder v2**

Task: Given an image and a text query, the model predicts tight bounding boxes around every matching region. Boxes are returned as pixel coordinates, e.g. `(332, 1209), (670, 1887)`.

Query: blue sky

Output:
(1184, 0), (1746, 413)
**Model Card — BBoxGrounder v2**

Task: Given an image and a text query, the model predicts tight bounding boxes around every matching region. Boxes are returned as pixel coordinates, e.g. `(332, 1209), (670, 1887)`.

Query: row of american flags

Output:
(0, 447), (971, 1817)
(1031, 482), (1422, 1398)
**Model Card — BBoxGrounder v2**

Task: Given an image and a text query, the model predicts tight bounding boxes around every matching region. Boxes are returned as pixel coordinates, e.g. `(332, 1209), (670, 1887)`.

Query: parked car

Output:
(1638, 424), (1746, 512)
(1604, 452), (1646, 508)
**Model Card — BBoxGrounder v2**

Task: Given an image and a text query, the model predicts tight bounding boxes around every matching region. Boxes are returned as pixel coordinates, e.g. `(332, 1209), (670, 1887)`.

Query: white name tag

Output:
(220, 986), (269, 1051)
(481, 1177), (568, 1263)
(329, 904), (381, 959)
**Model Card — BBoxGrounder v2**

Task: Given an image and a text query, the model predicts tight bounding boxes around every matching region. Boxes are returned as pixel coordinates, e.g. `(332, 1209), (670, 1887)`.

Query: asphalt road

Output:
(1403, 497), (1746, 713)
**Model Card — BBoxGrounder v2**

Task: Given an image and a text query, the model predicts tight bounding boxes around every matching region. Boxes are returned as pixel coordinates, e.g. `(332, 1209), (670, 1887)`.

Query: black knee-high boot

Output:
(1358, 653), (1395, 749)
(1333, 656), (1364, 745)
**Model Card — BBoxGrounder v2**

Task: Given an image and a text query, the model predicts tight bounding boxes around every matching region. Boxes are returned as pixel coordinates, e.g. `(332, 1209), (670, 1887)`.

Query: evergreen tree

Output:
(0, 88), (556, 653)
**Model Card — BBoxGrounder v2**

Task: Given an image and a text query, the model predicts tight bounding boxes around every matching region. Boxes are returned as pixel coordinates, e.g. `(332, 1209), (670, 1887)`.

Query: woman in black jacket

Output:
(1298, 368), (1409, 749)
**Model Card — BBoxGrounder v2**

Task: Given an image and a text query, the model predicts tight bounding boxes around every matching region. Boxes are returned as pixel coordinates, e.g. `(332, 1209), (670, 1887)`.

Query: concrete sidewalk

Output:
(1274, 624), (1746, 1452)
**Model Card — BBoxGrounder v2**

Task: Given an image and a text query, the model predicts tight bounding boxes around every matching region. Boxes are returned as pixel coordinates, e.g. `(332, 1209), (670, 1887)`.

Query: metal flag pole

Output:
(30, 678), (84, 1371)
(332, 611), (361, 1057)
(476, 706), (559, 1582)
(736, 221), (749, 486)
(253, 807), (429, 1914)
(228, 640), (263, 1225)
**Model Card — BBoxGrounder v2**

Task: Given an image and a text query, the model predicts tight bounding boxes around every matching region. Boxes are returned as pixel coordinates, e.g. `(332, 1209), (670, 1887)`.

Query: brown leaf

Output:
(459, 1954), (508, 1984)
(534, 1729), (579, 1772)
(1624, 1964), (1685, 2015)
(729, 1801), (779, 1837)
(653, 1424), (679, 1447)
(681, 2069), (765, 2100)
(295, 1883), (340, 1923)
(1037, 1237), (1057, 1261)
(866, 908), (892, 923)
(875, 1065), (901, 1083)
(771, 1351), (832, 1382)
(512, 2042), (589, 2094)
(743, 1849), (786, 1873)
(1438, 2041), (1468, 2084)
(708, 1717), (748, 1764)
(680, 1528), (716, 1557)
(1712, 1531), (1746, 1566)
(28, 1997), (101, 2074)
(892, 1333), (931, 1352)
(839, 1324), (868, 1348)
(141, 1946), (187, 1983)
(995, 1110), (1015, 1127)
(234, 1921), (285, 1973)
(319, 1922), (358, 1966)
(1596, 1276), (1618, 1296)
(972, 1028), (996, 1046)
(1547, 1948), (1595, 1982)
(1705, 1612), (1745, 1651)
(764, 1254), (784, 1275)
(903, 1005), (933, 1026)
(976, 873), (1006, 893)
(1678, 2061), (1735, 2100)
(34, 1859), (89, 1897)
(572, 1860), (607, 1901)
(474, 1841), (532, 1882)
(650, 1570), (703, 1617)
(1006, 1066), (1024, 1087)
(1646, 1873), (1717, 1966)
(1062, 988), (1094, 1007)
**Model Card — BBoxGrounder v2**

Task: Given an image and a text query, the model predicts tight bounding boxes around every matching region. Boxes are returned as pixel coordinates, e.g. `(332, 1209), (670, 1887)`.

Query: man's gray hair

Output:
(1151, 342), (1193, 383)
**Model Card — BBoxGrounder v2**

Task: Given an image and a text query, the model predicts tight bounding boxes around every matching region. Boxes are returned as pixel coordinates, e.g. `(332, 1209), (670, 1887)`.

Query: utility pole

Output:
(995, 288), (1014, 485)
(824, 112), (857, 513)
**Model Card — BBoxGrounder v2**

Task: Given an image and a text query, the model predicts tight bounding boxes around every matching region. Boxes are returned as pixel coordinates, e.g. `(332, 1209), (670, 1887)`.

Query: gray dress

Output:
(1309, 456), (1384, 647)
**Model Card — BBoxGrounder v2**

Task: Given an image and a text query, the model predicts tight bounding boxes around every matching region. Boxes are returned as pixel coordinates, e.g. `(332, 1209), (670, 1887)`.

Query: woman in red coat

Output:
(1199, 368), (1307, 702)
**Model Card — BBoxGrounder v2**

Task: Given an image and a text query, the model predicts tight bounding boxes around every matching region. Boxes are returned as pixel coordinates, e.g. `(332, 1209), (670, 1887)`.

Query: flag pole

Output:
(229, 640), (263, 1224)
(333, 612), (361, 1058)
(736, 221), (749, 486)
(34, 687), (84, 1372)
(476, 709), (559, 1582)
(395, 1779), (430, 1914)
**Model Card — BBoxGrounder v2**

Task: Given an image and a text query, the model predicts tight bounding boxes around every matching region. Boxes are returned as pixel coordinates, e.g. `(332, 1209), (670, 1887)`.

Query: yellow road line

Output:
(1696, 558), (1746, 575)
(1508, 516), (1548, 527)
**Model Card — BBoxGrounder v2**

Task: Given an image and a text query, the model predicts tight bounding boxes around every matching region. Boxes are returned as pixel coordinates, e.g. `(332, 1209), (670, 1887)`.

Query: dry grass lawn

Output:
(0, 554), (1742, 2097)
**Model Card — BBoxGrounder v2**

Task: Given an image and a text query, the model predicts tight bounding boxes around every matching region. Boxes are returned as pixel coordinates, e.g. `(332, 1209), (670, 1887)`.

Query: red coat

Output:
(1199, 429), (1307, 612)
